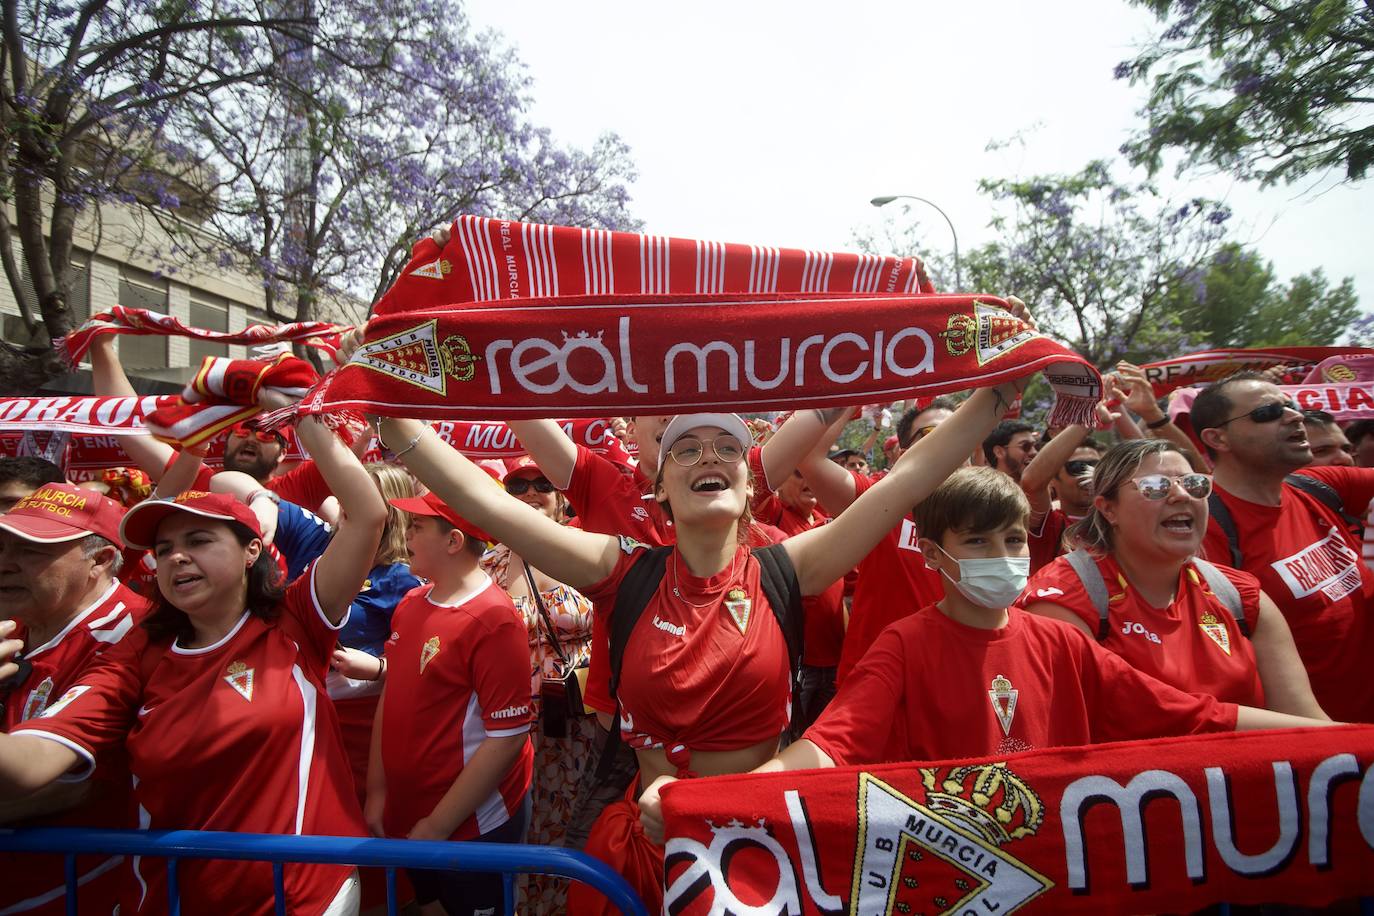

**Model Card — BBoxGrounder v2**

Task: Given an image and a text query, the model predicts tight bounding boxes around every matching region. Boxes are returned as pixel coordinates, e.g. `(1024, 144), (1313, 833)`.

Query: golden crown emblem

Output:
(438, 335), (481, 382)
(920, 762), (1044, 846)
(1200, 610), (1219, 626)
(990, 674), (1013, 696)
(940, 312), (977, 357)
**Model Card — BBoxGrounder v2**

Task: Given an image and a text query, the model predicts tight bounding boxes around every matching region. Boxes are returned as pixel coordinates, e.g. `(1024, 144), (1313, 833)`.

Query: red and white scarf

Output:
(59, 306), (347, 366)
(661, 725), (1374, 915)
(1141, 346), (1374, 396)
(296, 293), (1102, 428)
(373, 215), (935, 315)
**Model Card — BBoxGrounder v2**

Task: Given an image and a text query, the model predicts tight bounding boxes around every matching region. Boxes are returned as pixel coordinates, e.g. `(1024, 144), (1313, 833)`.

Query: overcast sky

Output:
(468, 0), (1373, 322)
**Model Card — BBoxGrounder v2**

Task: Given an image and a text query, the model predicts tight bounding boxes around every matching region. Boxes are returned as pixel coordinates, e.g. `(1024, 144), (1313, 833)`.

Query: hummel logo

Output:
(652, 614), (686, 637)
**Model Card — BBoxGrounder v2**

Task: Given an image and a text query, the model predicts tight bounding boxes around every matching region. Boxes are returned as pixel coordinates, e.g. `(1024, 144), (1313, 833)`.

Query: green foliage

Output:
(1118, 0), (1374, 184)
(1163, 242), (1361, 346)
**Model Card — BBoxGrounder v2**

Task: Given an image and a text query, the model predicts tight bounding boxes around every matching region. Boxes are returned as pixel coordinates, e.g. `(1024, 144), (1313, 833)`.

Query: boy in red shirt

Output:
(368, 491), (533, 916)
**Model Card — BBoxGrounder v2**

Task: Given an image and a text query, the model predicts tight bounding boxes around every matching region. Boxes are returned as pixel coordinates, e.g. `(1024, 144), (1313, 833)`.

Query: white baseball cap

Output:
(659, 413), (752, 457)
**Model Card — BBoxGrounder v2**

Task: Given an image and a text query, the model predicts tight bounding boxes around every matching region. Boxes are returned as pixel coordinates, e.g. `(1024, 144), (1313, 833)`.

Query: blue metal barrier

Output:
(0, 827), (649, 916)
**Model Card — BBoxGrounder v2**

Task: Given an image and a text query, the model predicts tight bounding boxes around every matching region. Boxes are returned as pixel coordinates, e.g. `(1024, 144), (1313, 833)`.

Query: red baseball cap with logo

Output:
(390, 491), (493, 544)
(501, 455), (543, 480)
(0, 483), (126, 545)
(120, 490), (265, 550)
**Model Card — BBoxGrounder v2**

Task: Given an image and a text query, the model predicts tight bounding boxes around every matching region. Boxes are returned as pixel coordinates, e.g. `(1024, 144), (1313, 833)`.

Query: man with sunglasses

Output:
(1194, 372), (1374, 722)
(982, 419), (1039, 482)
(1018, 421), (1103, 573)
(0, 483), (150, 915)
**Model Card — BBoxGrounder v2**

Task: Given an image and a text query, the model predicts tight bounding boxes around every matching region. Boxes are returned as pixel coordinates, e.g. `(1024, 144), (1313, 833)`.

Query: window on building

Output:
(118, 268), (168, 369)
(7, 253), (90, 350)
(187, 293), (229, 366)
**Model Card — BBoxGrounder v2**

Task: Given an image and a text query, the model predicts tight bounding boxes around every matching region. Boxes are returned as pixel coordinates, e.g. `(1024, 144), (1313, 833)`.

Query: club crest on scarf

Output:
(353, 320), (480, 396)
(940, 301), (1037, 367)
(852, 766), (1050, 915)
(410, 257), (452, 280)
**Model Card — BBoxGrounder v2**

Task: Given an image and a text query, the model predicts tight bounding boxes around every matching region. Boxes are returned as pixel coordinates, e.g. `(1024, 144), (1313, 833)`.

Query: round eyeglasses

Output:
(667, 434), (745, 467)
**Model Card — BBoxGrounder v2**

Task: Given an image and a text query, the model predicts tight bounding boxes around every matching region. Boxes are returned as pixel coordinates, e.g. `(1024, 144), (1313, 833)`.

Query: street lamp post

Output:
(870, 194), (962, 292)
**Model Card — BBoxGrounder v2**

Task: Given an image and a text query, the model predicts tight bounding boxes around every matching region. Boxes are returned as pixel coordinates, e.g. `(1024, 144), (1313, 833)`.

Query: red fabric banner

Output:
(660, 726), (1374, 914)
(59, 306), (346, 366)
(1169, 382), (1374, 422)
(361, 418), (631, 464)
(143, 355), (318, 448)
(373, 216), (935, 316)
(1140, 347), (1374, 396)
(300, 294), (1102, 428)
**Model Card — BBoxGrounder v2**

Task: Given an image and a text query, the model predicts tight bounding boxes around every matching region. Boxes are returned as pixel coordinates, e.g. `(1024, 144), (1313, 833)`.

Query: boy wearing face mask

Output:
(756, 467), (1340, 769)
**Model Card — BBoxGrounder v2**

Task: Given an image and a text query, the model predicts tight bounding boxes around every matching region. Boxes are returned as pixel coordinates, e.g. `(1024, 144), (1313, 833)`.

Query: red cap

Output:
(0, 484), (126, 546)
(389, 491), (493, 545)
(501, 455), (542, 480)
(120, 490), (265, 550)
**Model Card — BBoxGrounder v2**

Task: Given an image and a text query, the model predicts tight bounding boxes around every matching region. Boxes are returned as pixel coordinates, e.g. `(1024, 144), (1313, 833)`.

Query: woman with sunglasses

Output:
(1023, 439), (1326, 716)
(478, 456), (597, 915)
(369, 355), (1035, 914)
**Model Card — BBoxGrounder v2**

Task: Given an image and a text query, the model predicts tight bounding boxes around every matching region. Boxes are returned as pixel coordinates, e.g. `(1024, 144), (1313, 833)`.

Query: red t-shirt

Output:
(1028, 508), (1076, 574)
(581, 540), (791, 759)
(15, 564), (363, 916)
(806, 606), (1238, 765)
(181, 458), (332, 514)
(1024, 554), (1265, 706)
(380, 579), (533, 841)
(1201, 465), (1374, 722)
(749, 450), (845, 668)
(835, 470), (945, 684)
(2, 581), (149, 916)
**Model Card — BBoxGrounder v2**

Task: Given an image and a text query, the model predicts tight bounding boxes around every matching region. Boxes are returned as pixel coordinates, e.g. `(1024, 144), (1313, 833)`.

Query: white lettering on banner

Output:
(1272, 526), (1362, 600)
(483, 317), (936, 397)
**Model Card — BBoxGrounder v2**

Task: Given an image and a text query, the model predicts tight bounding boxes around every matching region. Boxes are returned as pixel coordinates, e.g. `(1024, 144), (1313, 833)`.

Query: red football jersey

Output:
(748, 449), (844, 668)
(806, 606), (1238, 765)
(835, 471), (945, 684)
(2, 581), (149, 916)
(379, 579), (533, 841)
(1201, 465), (1374, 722)
(1028, 508), (1075, 574)
(14, 564), (363, 916)
(1024, 554), (1265, 706)
(581, 540), (791, 756)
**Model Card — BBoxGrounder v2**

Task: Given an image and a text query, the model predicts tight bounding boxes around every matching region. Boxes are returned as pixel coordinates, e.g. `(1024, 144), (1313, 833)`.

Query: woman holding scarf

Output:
(368, 300), (1039, 915)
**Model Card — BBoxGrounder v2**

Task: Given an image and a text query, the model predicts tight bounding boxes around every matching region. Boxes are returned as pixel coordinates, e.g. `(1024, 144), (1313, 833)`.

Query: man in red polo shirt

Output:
(0, 483), (149, 915)
(1192, 372), (1374, 722)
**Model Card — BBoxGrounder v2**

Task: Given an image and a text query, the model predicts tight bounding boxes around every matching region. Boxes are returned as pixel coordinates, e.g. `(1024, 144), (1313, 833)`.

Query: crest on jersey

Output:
(724, 587), (752, 634)
(617, 535), (646, 555)
(224, 660), (255, 702)
(939, 301), (1037, 366)
(988, 674), (1018, 736)
(21, 676), (54, 721)
(38, 684), (89, 718)
(1199, 611), (1232, 656)
(420, 636), (441, 674)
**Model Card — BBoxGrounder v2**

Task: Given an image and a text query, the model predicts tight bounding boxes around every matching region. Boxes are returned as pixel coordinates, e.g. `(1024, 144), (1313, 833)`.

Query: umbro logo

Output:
(491, 704), (530, 720)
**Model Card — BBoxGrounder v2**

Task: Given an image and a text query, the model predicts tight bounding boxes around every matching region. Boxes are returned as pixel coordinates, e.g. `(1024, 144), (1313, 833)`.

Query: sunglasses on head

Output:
(1127, 473), (1213, 500)
(230, 423), (283, 444)
(1214, 399), (1298, 428)
(505, 476), (556, 496)
(667, 434), (745, 467)
(1064, 459), (1099, 477)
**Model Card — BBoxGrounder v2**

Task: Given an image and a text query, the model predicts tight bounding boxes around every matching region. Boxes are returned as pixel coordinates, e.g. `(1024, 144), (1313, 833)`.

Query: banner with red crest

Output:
(1140, 347), (1374, 396)
(298, 294), (1103, 428)
(660, 726), (1374, 914)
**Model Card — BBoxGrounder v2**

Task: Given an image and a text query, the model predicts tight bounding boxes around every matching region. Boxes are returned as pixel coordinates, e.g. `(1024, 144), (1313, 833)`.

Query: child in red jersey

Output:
(654, 467), (1339, 818)
(0, 415), (386, 916)
(362, 490), (533, 916)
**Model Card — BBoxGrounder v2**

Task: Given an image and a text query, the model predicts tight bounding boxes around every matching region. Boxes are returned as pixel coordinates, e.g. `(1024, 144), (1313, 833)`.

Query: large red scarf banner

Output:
(1140, 346), (1374, 396)
(297, 294), (1103, 428)
(373, 216), (935, 316)
(59, 306), (347, 366)
(660, 725), (1374, 914)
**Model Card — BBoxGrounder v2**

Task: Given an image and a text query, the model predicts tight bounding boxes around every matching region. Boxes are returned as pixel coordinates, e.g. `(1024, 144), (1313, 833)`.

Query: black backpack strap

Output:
(1063, 548), (1111, 641)
(1284, 473), (1364, 531)
(753, 544), (806, 734)
(1207, 491), (1244, 569)
(593, 543), (671, 782)
(1190, 558), (1249, 638)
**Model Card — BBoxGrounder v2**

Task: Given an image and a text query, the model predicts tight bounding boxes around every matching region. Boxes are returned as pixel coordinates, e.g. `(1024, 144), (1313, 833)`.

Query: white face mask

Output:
(936, 547), (1030, 609)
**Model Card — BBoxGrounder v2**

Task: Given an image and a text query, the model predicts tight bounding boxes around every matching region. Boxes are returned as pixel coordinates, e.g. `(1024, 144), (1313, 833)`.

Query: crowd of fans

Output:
(0, 298), (1366, 916)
